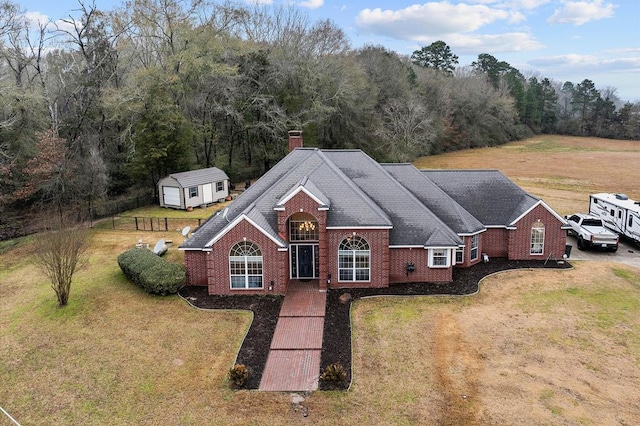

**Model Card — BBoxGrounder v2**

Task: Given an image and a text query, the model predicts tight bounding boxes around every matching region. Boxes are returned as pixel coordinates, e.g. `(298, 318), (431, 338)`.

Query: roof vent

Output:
(615, 193), (629, 200)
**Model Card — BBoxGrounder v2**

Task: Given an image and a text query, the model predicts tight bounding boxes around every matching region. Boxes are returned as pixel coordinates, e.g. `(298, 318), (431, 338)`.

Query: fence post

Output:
(135, 217), (139, 231)
(150, 217), (154, 231)
(164, 217), (168, 231)
(112, 215), (115, 230)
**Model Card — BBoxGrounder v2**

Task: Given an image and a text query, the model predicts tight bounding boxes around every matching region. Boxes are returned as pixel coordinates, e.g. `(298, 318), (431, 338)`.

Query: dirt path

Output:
(432, 311), (483, 425)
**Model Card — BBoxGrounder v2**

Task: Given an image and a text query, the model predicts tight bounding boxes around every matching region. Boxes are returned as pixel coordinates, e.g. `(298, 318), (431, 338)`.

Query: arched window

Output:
(229, 241), (263, 289)
(338, 236), (370, 282)
(530, 221), (545, 255)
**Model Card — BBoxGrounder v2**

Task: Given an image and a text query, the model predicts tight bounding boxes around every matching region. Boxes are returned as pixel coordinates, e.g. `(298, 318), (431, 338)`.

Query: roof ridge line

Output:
(315, 150), (393, 226)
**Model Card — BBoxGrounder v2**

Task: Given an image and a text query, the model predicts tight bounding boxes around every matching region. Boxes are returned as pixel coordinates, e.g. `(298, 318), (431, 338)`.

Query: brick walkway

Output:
(259, 280), (326, 392)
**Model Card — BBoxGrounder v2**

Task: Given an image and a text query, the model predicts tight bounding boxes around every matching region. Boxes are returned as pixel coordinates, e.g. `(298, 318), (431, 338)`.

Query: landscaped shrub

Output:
(228, 364), (249, 389)
(320, 363), (347, 384)
(117, 248), (185, 295)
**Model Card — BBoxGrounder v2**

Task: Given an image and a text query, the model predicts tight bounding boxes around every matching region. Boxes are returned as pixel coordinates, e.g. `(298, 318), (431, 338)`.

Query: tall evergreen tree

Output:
(410, 41), (459, 75)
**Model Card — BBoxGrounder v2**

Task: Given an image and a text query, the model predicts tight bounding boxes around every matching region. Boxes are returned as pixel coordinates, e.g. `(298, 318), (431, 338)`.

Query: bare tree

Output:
(35, 227), (88, 307)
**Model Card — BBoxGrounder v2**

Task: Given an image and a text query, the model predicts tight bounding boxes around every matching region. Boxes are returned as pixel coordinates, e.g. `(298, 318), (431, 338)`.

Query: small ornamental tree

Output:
(35, 227), (88, 306)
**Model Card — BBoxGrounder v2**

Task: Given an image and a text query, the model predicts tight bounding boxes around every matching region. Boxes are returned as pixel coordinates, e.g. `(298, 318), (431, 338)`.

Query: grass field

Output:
(414, 135), (640, 215)
(1, 136), (639, 425)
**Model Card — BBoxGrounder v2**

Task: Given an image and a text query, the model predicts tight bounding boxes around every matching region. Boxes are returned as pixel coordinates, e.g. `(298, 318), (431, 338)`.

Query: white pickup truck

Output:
(565, 213), (619, 252)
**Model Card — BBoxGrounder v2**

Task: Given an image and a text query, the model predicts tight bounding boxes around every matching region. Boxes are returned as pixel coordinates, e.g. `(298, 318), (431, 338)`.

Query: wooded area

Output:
(1, 0), (639, 238)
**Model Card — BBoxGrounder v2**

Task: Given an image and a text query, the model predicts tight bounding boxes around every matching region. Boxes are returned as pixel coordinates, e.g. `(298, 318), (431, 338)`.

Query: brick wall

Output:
(326, 229), (390, 288)
(184, 251), (208, 286)
(508, 204), (567, 260)
(206, 219), (287, 295)
(389, 248), (453, 283)
(483, 228), (509, 258)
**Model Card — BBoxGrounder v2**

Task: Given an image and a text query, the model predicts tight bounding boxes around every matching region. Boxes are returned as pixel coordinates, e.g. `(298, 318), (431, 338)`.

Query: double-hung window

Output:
(470, 234), (479, 261)
(429, 248), (450, 268)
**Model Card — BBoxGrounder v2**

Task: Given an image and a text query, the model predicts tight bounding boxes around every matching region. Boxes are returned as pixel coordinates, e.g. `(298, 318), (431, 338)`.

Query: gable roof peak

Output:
(275, 175), (331, 210)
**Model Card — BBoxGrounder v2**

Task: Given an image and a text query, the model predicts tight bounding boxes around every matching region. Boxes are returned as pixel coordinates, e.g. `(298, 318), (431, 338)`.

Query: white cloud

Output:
(508, 10), (527, 23)
(299, 0), (324, 9)
(450, 32), (545, 54)
(353, 2), (545, 55)
(547, 0), (616, 25)
(24, 11), (50, 27)
(355, 2), (511, 40)
(468, 0), (550, 10)
(529, 52), (640, 75)
(514, 0), (552, 10)
(529, 53), (599, 66)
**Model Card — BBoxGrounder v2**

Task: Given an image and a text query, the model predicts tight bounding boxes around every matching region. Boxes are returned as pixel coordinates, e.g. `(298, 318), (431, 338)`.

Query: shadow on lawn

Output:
(179, 258), (571, 391)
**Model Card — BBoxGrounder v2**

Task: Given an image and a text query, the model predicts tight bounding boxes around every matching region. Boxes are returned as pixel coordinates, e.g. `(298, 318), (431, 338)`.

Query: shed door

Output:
(202, 183), (213, 204)
(163, 187), (181, 207)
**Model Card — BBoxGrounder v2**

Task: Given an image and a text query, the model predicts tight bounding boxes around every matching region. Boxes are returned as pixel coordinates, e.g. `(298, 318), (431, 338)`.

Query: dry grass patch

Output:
(339, 263), (640, 425)
(3, 232), (640, 425)
(415, 135), (640, 215)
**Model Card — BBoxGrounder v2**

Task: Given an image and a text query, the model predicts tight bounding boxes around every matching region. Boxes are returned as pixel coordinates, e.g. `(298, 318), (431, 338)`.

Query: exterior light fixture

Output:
(406, 262), (416, 276)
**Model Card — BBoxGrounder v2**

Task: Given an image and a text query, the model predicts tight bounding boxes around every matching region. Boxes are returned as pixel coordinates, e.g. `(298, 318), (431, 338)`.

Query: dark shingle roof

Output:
(182, 149), (396, 249)
(382, 164), (484, 235)
(182, 148), (465, 249)
(166, 167), (228, 187)
(322, 150), (462, 247)
(421, 170), (540, 226)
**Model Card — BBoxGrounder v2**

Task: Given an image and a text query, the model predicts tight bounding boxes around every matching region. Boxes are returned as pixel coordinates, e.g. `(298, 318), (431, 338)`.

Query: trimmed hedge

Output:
(117, 248), (185, 295)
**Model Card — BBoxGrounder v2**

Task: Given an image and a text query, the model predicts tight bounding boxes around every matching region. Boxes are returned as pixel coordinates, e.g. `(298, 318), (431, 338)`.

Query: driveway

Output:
(565, 235), (640, 269)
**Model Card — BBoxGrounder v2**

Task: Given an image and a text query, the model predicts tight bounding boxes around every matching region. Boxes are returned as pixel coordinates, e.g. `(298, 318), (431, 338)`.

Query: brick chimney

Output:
(288, 130), (303, 152)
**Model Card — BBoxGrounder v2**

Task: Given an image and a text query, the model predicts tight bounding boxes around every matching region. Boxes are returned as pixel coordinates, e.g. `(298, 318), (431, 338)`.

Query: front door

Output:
(291, 244), (318, 279)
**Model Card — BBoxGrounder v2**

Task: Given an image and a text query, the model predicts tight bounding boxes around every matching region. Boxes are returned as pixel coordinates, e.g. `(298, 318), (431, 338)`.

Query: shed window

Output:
(229, 242), (263, 289)
(216, 181), (224, 192)
(530, 221), (545, 255)
(338, 236), (370, 282)
(189, 187), (198, 198)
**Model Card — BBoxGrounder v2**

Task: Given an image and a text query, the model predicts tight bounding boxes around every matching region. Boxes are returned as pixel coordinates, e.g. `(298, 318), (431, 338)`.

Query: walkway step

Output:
(270, 317), (324, 350)
(279, 291), (326, 317)
(259, 349), (321, 392)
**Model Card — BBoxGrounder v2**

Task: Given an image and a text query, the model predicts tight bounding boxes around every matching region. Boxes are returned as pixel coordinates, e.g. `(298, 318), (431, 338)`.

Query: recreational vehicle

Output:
(589, 193), (640, 245)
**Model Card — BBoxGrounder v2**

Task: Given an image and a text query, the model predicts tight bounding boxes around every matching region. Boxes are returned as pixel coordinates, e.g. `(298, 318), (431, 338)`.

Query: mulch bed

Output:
(178, 258), (571, 390)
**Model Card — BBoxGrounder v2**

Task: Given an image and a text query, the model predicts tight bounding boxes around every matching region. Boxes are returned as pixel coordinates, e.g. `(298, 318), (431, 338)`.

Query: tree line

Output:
(1, 0), (639, 235)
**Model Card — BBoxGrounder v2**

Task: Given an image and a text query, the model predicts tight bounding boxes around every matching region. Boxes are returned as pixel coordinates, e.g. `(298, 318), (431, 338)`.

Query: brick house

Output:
(180, 131), (568, 295)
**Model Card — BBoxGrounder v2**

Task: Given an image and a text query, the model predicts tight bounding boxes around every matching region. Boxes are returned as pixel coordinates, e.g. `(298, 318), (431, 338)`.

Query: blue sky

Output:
(20, 0), (640, 101)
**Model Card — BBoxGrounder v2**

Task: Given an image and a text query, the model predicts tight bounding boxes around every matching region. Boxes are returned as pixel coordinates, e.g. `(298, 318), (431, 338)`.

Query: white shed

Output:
(158, 167), (230, 210)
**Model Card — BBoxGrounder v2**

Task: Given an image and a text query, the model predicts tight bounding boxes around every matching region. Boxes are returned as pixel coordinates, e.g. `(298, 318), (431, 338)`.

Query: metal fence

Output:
(89, 195), (156, 220)
(96, 216), (208, 232)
